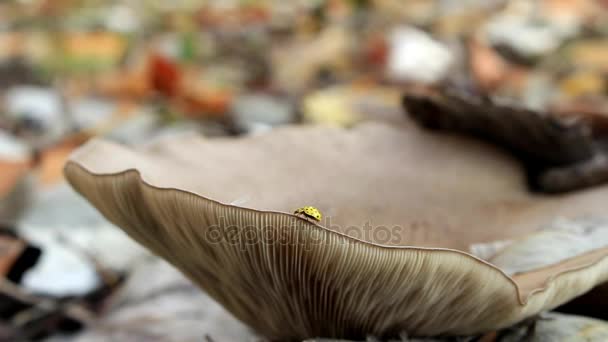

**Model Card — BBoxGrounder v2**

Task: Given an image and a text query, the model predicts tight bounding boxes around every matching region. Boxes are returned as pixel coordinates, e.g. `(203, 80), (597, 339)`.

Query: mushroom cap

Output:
(64, 122), (608, 340)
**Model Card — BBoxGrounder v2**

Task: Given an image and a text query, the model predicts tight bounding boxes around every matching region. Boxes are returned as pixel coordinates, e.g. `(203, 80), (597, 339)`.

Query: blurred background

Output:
(1, 0), (608, 340)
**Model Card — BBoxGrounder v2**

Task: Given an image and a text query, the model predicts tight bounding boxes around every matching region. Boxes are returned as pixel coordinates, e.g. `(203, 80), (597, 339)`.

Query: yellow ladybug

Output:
(293, 206), (322, 222)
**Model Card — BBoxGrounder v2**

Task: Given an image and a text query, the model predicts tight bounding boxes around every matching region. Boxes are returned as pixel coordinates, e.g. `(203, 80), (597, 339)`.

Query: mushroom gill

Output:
(64, 122), (608, 340)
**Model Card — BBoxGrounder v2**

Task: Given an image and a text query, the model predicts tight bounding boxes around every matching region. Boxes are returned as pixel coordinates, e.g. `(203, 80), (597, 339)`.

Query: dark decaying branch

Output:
(402, 87), (608, 193)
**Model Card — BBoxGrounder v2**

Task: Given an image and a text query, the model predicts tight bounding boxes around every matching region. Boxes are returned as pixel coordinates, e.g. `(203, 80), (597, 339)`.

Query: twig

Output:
(0, 278), (96, 325)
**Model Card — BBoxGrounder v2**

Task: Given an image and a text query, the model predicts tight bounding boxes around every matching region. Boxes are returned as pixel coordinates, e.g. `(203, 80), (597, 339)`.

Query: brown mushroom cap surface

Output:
(65, 122), (608, 340)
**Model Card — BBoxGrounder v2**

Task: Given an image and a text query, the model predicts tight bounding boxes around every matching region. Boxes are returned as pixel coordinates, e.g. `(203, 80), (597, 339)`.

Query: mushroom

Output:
(64, 122), (608, 340)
